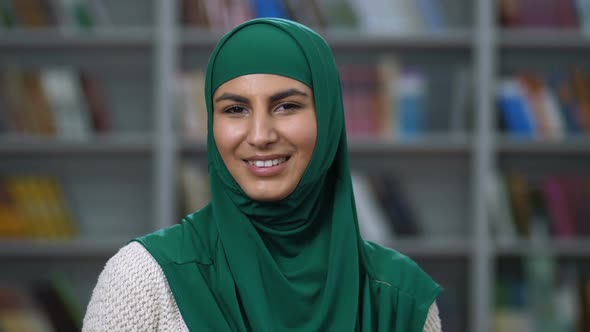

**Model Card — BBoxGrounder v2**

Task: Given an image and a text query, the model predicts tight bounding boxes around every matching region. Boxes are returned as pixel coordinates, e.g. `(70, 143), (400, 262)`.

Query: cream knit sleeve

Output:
(82, 242), (188, 332)
(423, 301), (443, 332)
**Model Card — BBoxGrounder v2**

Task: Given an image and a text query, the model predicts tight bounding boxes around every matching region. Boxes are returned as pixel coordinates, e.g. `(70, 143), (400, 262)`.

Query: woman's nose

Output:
(246, 110), (278, 148)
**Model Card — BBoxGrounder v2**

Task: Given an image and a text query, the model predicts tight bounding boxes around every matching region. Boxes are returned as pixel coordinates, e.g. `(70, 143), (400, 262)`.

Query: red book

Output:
(542, 176), (575, 238)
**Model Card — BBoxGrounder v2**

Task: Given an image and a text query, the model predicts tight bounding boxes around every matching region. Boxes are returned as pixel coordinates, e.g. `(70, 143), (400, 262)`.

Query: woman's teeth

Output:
(248, 157), (287, 168)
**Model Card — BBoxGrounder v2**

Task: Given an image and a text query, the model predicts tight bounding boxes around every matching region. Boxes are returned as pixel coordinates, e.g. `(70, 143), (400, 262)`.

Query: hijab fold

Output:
(135, 18), (441, 332)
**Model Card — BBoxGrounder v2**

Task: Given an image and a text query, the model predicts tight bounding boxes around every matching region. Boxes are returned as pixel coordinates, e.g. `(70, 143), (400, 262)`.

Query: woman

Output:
(83, 18), (443, 332)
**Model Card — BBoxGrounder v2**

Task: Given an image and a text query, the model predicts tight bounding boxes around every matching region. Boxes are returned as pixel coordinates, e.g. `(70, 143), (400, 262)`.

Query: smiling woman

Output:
(82, 18), (443, 332)
(213, 74), (317, 201)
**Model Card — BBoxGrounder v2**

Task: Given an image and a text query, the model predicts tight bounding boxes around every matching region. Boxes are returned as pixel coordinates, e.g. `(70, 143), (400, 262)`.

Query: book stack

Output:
(0, 276), (81, 332)
(179, 0), (467, 33)
(488, 171), (590, 240)
(351, 172), (420, 244)
(494, 261), (590, 332)
(0, 0), (111, 32)
(496, 69), (590, 140)
(339, 59), (470, 140)
(498, 0), (588, 30)
(0, 175), (78, 240)
(0, 67), (111, 140)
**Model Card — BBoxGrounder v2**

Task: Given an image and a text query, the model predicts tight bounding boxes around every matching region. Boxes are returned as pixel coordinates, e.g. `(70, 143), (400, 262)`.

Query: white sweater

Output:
(83, 242), (442, 332)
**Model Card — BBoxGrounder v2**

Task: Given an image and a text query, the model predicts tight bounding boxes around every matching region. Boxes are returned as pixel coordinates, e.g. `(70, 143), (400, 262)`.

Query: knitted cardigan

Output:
(83, 242), (443, 332)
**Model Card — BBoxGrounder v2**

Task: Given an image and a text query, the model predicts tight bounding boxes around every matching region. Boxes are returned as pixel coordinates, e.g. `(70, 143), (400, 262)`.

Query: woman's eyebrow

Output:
(214, 93), (249, 104)
(214, 88), (309, 104)
(269, 88), (309, 103)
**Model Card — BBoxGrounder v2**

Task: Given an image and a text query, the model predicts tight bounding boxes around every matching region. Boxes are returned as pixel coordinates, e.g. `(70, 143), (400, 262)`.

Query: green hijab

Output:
(135, 18), (441, 331)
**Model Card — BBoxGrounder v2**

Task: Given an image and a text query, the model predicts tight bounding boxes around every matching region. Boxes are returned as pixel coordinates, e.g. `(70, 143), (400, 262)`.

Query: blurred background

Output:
(1, 0), (590, 331)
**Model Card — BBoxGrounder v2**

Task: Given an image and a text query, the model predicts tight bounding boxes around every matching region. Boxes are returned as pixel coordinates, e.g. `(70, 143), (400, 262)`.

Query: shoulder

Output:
(135, 205), (217, 265)
(82, 242), (187, 331)
(363, 240), (441, 310)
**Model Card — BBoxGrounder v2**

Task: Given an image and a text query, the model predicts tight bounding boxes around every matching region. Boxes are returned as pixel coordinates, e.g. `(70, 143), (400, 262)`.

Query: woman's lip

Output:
(243, 158), (289, 177)
(243, 154), (289, 161)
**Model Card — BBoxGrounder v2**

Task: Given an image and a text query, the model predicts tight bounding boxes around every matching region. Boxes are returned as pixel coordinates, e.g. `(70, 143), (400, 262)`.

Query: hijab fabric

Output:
(135, 18), (441, 332)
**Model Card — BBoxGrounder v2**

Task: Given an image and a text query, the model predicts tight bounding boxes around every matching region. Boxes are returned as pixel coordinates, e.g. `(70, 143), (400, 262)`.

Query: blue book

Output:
(497, 79), (536, 138)
(251, 0), (289, 18)
(396, 71), (427, 139)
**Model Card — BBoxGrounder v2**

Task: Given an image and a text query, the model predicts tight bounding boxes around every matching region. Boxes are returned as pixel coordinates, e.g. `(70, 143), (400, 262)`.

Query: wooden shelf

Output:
(0, 135), (153, 156)
(180, 29), (474, 51)
(385, 237), (471, 257)
(0, 28), (153, 50)
(0, 238), (129, 259)
(180, 134), (472, 157)
(348, 135), (471, 156)
(495, 238), (590, 257)
(499, 29), (590, 49)
(496, 135), (590, 156)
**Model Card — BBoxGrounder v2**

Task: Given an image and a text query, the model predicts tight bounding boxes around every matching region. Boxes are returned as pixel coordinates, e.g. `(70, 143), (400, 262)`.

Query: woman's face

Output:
(213, 74), (317, 201)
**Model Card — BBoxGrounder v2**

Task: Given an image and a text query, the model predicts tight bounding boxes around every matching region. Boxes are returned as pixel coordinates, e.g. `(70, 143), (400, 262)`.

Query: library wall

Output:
(1, 0), (589, 331)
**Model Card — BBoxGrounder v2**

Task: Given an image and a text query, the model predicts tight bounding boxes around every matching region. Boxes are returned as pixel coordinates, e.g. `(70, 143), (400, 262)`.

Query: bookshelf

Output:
(2, 0), (589, 331)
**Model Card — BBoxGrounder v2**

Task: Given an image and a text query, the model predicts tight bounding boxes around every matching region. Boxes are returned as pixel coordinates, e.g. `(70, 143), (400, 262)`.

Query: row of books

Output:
(181, 0), (467, 34)
(0, 0), (110, 31)
(0, 67), (111, 139)
(0, 175), (77, 239)
(341, 59), (471, 139)
(488, 171), (590, 242)
(176, 61), (472, 141)
(496, 69), (590, 140)
(494, 260), (590, 332)
(0, 277), (81, 332)
(351, 172), (420, 244)
(499, 0), (590, 31)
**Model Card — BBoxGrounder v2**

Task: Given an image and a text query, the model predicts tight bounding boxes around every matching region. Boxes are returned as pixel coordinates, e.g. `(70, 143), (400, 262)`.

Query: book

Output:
(542, 176), (576, 238)
(487, 170), (518, 244)
(79, 71), (112, 134)
(11, 0), (53, 28)
(0, 0), (16, 28)
(181, 0), (210, 28)
(178, 161), (210, 216)
(518, 73), (565, 140)
(251, 0), (289, 19)
(31, 276), (82, 332)
(497, 78), (537, 138)
(505, 173), (531, 237)
(59, 0), (96, 31)
(284, 0), (325, 29)
(571, 68), (590, 134)
(368, 174), (419, 236)
(1, 69), (29, 135)
(0, 178), (29, 238)
(40, 68), (93, 140)
(1, 175), (77, 240)
(22, 70), (56, 137)
(351, 171), (394, 245)
(176, 70), (207, 140)
(0, 284), (55, 332)
(394, 69), (428, 140)
(313, 0), (357, 30)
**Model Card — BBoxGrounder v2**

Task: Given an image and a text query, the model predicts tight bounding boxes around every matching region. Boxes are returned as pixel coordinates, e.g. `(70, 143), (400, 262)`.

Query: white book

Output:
(40, 68), (92, 140)
(486, 169), (518, 245)
(351, 171), (395, 245)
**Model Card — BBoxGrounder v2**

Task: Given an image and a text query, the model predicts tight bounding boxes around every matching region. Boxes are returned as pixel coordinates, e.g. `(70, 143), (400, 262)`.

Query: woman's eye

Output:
(276, 103), (301, 113)
(223, 106), (247, 114)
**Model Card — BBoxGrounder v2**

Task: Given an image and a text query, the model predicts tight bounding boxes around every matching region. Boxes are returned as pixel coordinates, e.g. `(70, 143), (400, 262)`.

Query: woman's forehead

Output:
(213, 74), (312, 99)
